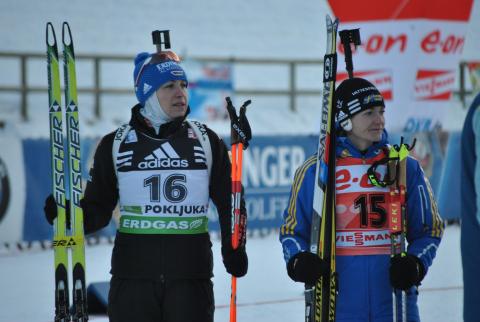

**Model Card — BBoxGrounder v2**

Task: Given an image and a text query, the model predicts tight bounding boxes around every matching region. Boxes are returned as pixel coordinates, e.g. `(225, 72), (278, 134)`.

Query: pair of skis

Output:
(306, 15), (339, 322)
(46, 22), (88, 322)
(226, 97), (252, 322)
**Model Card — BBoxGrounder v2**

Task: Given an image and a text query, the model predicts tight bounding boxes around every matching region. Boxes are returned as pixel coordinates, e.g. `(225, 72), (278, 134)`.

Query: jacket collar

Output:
(129, 104), (190, 138)
(336, 130), (389, 158)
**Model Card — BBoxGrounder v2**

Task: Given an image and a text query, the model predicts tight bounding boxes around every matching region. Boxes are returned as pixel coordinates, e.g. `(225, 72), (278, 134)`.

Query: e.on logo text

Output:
(337, 29), (464, 56)
(421, 30), (465, 55)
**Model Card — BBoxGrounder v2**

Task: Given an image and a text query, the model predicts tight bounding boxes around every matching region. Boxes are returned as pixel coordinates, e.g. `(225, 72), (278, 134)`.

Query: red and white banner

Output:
(329, 0), (474, 132)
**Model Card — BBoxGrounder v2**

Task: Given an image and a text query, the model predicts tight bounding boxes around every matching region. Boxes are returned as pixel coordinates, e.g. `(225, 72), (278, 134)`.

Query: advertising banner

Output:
(208, 135), (318, 231)
(183, 60), (234, 122)
(0, 133), (25, 243)
(21, 138), (117, 243)
(1, 133), (459, 244)
(329, 0), (474, 132)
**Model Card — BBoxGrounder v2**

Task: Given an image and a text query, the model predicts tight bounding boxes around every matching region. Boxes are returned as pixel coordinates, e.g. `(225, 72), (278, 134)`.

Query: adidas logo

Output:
(117, 150), (133, 169)
(193, 146), (206, 164)
(138, 142), (189, 169)
(347, 98), (361, 114)
(143, 83), (152, 94)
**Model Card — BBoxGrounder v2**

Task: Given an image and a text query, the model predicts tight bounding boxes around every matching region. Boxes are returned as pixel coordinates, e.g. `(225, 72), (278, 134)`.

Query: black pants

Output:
(108, 276), (214, 322)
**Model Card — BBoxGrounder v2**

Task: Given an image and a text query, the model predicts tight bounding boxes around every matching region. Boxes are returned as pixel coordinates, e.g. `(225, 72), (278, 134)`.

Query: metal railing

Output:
(0, 51), (475, 121)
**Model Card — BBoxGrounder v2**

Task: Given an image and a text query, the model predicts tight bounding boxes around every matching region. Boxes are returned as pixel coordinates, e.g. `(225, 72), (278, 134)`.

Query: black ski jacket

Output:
(81, 104), (242, 279)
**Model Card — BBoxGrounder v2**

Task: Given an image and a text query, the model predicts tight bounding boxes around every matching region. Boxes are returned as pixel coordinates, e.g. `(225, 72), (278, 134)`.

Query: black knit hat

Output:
(335, 77), (385, 129)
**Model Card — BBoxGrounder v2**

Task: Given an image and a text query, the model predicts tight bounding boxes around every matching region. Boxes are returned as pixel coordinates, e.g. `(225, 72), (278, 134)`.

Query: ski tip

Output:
(326, 15), (340, 30)
(326, 14), (340, 27)
(62, 21), (73, 47)
(326, 14), (332, 24)
(46, 22), (57, 47)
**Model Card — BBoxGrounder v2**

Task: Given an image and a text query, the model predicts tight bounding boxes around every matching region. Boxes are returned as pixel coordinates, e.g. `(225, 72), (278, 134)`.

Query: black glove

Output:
(44, 194), (71, 228)
(225, 97), (252, 148)
(287, 252), (329, 285)
(390, 254), (425, 290)
(222, 246), (248, 277)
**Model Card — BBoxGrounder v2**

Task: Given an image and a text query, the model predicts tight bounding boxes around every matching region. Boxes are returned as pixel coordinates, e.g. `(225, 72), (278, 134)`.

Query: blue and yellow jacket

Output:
(279, 131), (444, 322)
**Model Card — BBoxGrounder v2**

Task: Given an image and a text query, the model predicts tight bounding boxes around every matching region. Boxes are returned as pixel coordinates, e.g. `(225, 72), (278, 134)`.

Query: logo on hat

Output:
(172, 70), (184, 77)
(337, 109), (347, 120)
(336, 99), (343, 110)
(363, 94), (383, 105)
(143, 83), (152, 95)
(347, 98), (362, 115)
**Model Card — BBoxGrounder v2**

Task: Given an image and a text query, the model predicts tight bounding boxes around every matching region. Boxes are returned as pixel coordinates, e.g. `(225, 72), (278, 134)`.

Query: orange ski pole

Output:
(225, 97), (251, 322)
(230, 142), (243, 322)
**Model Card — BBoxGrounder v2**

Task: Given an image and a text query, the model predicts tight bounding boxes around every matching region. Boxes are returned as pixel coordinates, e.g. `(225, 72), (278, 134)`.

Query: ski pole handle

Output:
(226, 97), (252, 148)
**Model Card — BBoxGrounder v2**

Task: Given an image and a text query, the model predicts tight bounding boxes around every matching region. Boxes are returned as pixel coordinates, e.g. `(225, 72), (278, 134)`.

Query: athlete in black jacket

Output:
(45, 50), (248, 322)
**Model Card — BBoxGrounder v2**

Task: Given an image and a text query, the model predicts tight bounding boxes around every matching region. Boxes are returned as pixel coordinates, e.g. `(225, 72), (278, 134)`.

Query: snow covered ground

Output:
(0, 224), (462, 322)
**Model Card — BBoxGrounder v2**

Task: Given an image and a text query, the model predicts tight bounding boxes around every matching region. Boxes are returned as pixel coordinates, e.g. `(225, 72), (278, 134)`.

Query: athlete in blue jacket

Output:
(461, 92), (480, 322)
(280, 78), (444, 322)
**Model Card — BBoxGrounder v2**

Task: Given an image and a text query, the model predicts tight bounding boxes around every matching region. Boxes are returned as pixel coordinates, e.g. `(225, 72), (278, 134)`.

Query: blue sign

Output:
(208, 135), (317, 231)
(19, 131), (457, 242)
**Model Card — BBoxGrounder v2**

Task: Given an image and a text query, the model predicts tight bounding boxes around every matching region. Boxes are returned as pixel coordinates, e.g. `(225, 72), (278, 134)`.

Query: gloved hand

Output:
(44, 194), (71, 228)
(225, 97), (252, 148)
(390, 254), (425, 290)
(222, 246), (248, 277)
(287, 252), (329, 285)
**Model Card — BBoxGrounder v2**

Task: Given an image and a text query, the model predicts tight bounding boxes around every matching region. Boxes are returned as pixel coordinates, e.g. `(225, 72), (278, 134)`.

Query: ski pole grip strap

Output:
(367, 157), (391, 187)
(225, 97), (252, 146)
(323, 54), (337, 82)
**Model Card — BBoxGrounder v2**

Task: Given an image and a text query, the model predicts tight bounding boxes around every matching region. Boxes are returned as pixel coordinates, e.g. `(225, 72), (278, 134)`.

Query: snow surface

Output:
(0, 225), (462, 322)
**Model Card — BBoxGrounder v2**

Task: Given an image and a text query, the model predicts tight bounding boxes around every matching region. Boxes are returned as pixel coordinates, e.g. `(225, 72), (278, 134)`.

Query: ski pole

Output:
(226, 97), (251, 322)
(229, 140), (242, 322)
(388, 138), (415, 322)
